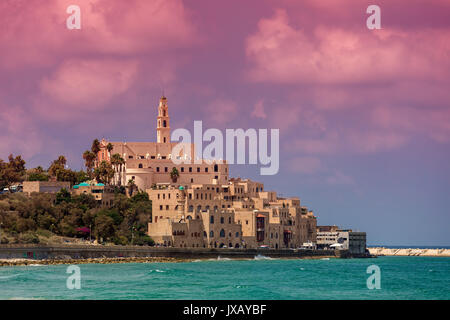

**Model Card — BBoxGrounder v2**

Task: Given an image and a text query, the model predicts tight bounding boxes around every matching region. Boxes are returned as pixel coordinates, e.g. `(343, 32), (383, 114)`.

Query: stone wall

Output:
(0, 244), (341, 260)
(368, 247), (450, 257)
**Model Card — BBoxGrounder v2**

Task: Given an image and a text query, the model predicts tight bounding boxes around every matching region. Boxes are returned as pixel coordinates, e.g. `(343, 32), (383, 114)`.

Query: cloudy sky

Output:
(1, 0), (449, 245)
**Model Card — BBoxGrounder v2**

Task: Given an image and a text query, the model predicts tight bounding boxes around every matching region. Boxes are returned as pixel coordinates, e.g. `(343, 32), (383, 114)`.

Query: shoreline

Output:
(0, 255), (338, 267)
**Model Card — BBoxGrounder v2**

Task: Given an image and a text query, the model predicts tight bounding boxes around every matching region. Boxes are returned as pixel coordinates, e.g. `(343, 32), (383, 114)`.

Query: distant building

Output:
(316, 226), (367, 254)
(72, 182), (114, 207)
(23, 181), (71, 195)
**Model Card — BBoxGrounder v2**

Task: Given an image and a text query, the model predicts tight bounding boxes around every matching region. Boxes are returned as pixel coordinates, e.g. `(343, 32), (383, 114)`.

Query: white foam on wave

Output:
(254, 254), (273, 260)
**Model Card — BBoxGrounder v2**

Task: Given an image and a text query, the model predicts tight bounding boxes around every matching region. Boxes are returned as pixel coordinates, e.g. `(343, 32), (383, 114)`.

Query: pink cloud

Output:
(245, 9), (450, 84)
(40, 59), (138, 107)
(0, 0), (198, 69)
(203, 98), (239, 125)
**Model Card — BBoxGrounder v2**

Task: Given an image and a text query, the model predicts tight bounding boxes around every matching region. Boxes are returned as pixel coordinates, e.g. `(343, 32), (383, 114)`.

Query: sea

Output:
(0, 256), (449, 300)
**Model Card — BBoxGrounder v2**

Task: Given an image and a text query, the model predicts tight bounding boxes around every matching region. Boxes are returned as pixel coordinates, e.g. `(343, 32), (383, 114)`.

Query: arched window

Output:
(220, 229), (225, 237)
(235, 232), (239, 238)
(220, 217), (224, 224)
(210, 231), (214, 237)
(188, 205), (193, 212)
(203, 231), (207, 237)
(205, 205), (210, 211)
(210, 215), (214, 224)
(214, 164), (218, 172)
(163, 120), (167, 127)
(214, 205), (218, 212)
(186, 215), (192, 220)
(138, 163), (143, 168)
(228, 217), (231, 224)
(197, 205), (202, 212)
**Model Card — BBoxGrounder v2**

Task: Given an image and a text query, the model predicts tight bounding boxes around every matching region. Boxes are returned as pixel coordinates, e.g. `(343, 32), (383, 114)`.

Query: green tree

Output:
(83, 150), (96, 178)
(93, 161), (115, 184)
(0, 154), (26, 189)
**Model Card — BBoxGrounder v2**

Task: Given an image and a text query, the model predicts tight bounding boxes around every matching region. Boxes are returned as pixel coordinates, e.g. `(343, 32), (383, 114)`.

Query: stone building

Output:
(316, 226), (367, 254)
(100, 96), (318, 249)
(104, 96), (229, 191)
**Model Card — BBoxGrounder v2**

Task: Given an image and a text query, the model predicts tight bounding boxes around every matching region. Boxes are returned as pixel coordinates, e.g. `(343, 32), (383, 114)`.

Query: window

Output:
(166, 205), (169, 210)
(188, 205), (193, 212)
(236, 232), (239, 238)
(189, 167), (192, 172)
(138, 163), (143, 168)
(220, 229), (225, 237)
(220, 217), (224, 224)
(246, 220), (249, 225)
(159, 205), (163, 210)
(210, 215), (214, 224)
(197, 167), (200, 172)
(210, 231), (214, 237)
(214, 164), (218, 172)
(181, 167), (184, 172)
(205, 168), (208, 172)
(165, 167), (168, 172)
(228, 217), (232, 224)
(156, 167), (160, 172)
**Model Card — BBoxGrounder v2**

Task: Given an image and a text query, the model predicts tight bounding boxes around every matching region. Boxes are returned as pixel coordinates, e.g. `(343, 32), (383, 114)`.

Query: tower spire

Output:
(157, 96), (170, 143)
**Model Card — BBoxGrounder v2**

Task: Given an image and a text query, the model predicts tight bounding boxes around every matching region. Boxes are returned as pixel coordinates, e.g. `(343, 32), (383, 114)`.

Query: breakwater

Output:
(0, 244), (349, 264)
(368, 247), (450, 257)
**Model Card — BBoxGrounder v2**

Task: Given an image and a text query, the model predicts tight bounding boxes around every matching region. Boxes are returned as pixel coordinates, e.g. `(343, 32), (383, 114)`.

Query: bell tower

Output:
(157, 96), (170, 144)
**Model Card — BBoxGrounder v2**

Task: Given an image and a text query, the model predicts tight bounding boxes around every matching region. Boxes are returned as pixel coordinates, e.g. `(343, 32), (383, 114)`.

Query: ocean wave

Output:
(254, 254), (273, 260)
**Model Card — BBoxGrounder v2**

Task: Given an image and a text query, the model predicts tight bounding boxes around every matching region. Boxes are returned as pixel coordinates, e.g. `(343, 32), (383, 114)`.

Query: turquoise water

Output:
(0, 256), (449, 300)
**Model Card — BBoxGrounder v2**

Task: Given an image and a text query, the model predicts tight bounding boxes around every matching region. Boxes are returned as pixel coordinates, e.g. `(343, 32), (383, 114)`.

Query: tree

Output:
(83, 150), (96, 178)
(0, 154), (26, 189)
(170, 167), (179, 183)
(127, 179), (137, 197)
(55, 188), (71, 204)
(93, 161), (114, 184)
(91, 139), (101, 167)
(48, 155), (67, 178)
(106, 143), (113, 154)
(110, 153), (125, 186)
(94, 214), (115, 242)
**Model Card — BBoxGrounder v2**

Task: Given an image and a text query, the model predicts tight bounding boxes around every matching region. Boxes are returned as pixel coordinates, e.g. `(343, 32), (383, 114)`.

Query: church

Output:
(99, 96), (317, 249)
(102, 96), (230, 191)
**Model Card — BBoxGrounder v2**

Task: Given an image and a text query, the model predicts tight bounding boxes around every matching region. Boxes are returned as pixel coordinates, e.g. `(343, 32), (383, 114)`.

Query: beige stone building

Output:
(101, 96), (318, 249)
(104, 96), (229, 191)
(23, 181), (71, 195)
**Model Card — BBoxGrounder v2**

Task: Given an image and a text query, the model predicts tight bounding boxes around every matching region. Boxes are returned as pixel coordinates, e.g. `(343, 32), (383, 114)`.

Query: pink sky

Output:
(1, 0), (449, 245)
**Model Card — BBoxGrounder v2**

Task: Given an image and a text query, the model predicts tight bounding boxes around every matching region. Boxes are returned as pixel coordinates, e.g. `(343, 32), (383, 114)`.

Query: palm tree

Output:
(111, 153), (125, 186)
(83, 150), (96, 178)
(106, 143), (113, 155)
(91, 139), (101, 168)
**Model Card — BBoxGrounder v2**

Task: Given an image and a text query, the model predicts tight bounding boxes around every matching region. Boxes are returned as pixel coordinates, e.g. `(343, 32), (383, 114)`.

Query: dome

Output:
(179, 186), (184, 190)
(79, 182), (90, 186)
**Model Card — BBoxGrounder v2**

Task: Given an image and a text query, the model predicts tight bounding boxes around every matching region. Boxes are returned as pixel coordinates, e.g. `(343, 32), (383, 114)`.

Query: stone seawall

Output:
(0, 244), (342, 261)
(368, 247), (450, 257)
